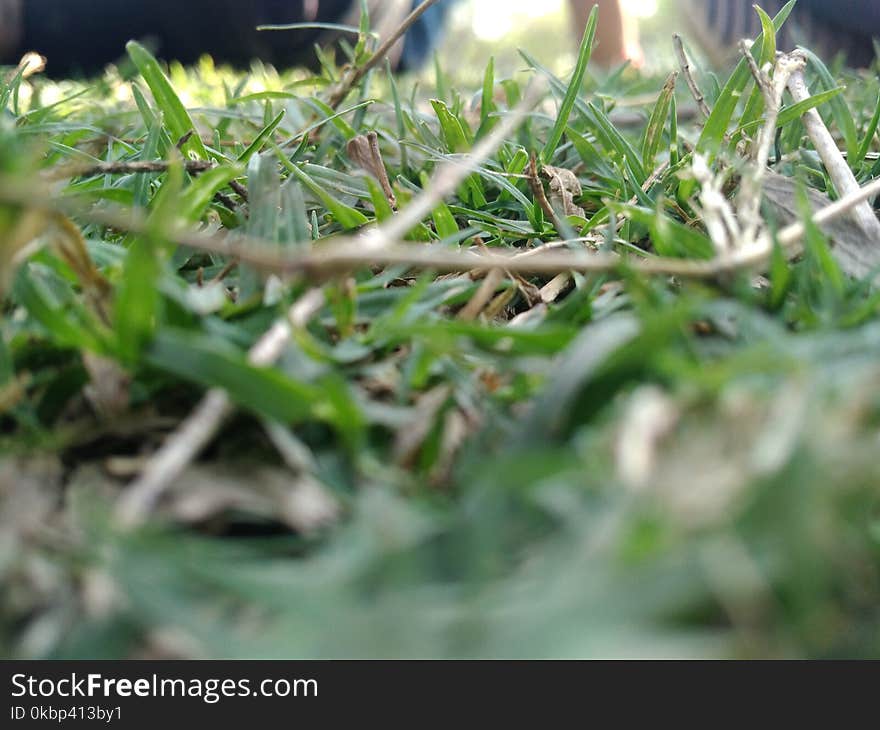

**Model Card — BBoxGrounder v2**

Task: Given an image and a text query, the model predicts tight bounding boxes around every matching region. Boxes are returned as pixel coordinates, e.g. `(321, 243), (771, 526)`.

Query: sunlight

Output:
(622, 0), (659, 17)
(472, 0), (658, 41)
(471, 0), (565, 42)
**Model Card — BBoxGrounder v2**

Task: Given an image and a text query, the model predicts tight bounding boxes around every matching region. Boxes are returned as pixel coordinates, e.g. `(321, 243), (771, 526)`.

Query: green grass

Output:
(2, 14), (880, 659)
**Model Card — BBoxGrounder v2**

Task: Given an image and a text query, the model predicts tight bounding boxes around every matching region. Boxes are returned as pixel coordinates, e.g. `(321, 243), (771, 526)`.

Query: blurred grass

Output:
(2, 6), (880, 659)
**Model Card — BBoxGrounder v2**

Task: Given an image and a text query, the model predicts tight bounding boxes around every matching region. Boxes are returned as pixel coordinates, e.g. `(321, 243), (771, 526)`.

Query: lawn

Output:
(1, 3), (879, 658)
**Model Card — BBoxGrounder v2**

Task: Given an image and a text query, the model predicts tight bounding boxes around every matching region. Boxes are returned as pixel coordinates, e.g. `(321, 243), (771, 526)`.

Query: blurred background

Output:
(437, 0), (674, 77)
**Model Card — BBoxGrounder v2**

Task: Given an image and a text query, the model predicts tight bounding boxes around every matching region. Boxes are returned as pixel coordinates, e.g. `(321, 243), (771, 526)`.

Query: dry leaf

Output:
(0, 208), (48, 298)
(543, 165), (586, 218)
(346, 131), (397, 208)
(48, 216), (114, 329)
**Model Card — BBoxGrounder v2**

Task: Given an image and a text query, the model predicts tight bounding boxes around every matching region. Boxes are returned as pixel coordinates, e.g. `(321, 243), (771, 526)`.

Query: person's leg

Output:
(568, 0), (643, 67)
(678, 0), (878, 67)
(399, 0), (457, 71)
(1, 0), (461, 76)
(794, 0), (879, 66)
(798, 0), (880, 29)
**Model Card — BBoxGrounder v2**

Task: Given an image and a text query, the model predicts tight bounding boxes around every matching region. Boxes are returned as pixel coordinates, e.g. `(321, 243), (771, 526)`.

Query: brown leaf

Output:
(346, 131), (397, 208)
(542, 165), (586, 218)
(0, 208), (48, 299)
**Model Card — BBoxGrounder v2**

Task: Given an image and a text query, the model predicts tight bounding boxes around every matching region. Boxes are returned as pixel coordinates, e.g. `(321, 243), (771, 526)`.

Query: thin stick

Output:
(42, 159), (215, 182)
(327, 0), (443, 110)
(457, 268), (505, 321)
(263, 174), (880, 278)
(776, 175), (880, 248)
(540, 273), (574, 303)
(5, 171), (880, 282)
(527, 153), (568, 236)
(229, 179), (249, 202)
(115, 389), (232, 527)
(737, 46), (804, 245)
(787, 56), (880, 241)
(673, 34), (711, 120)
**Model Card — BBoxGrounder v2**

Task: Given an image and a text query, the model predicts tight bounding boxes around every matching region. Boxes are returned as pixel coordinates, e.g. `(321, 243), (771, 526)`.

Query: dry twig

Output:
(5, 169), (880, 283)
(527, 153), (569, 236)
(786, 55), (880, 261)
(673, 34), (711, 120)
(327, 0), (443, 110)
(737, 45), (804, 248)
(41, 159), (215, 182)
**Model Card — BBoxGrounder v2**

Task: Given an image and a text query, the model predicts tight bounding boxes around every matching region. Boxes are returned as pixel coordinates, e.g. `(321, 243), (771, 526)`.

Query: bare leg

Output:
(568, 0), (643, 67)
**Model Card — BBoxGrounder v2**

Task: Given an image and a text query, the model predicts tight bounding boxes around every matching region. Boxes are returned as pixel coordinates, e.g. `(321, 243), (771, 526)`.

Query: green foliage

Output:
(126, 41), (209, 160)
(2, 14), (880, 660)
(541, 5), (598, 162)
(697, 1), (796, 157)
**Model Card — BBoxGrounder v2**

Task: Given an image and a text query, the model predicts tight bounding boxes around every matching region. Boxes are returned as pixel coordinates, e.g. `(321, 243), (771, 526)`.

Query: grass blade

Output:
(642, 72), (678, 170)
(541, 5), (597, 162)
(126, 41), (209, 160)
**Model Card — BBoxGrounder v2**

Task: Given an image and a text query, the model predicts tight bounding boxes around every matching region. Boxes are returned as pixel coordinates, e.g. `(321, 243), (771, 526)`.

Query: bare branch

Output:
(327, 0), (443, 110)
(5, 170), (880, 285)
(673, 34), (711, 120)
(42, 159), (215, 182)
(787, 55), (880, 244)
(737, 47), (805, 245)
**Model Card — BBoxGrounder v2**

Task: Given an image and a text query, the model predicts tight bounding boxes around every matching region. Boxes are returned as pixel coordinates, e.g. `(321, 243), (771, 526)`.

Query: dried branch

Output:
(41, 159), (215, 182)
(327, 0), (443, 110)
(5, 169), (880, 285)
(673, 33), (711, 120)
(786, 55), (880, 247)
(457, 268), (505, 321)
(737, 46), (804, 246)
(527, 153), (568, 236)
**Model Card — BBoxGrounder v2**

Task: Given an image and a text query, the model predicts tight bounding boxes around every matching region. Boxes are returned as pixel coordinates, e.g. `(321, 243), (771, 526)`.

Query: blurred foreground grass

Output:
(1, 6), (880, 658)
